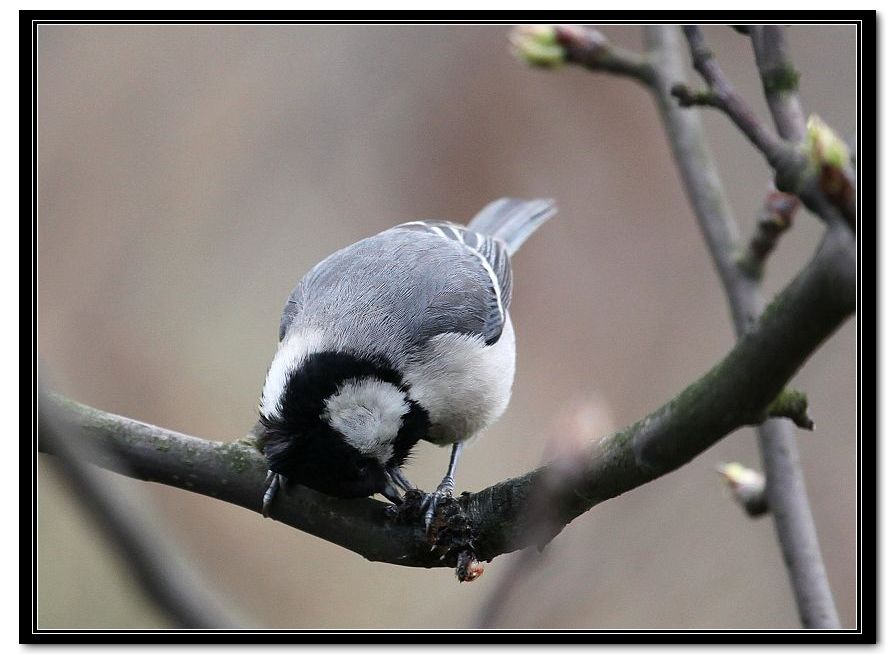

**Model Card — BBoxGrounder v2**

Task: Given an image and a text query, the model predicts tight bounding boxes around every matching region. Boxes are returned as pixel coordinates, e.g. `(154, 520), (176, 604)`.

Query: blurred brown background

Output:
(36, 24), (857, 629)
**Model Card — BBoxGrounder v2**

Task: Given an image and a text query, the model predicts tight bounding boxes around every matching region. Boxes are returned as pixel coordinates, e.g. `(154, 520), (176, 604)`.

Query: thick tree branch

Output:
(38, 224), (855, 572)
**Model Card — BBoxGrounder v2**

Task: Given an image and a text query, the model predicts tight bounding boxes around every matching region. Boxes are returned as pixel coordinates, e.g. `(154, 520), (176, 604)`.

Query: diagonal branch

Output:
(38, 224), (855, 572)
(679, 25), (794, 168)
(644, 26), (761, 334)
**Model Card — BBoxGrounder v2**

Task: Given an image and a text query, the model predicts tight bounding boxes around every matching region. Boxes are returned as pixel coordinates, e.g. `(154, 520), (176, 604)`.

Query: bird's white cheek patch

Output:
(323, 377), (410, 464)
(260, 328), (325, 419)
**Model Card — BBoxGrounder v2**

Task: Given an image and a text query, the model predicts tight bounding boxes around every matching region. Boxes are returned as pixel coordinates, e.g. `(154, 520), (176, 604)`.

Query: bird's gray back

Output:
(278, 225), (507, 370)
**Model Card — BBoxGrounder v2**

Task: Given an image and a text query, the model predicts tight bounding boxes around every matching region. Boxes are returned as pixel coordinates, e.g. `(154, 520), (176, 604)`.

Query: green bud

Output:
(509, 25), (565, 68)
(805, 114), (849, 169)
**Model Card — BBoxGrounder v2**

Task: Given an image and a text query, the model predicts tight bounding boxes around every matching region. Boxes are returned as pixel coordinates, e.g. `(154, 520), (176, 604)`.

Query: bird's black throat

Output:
(259, 351), (429, 498)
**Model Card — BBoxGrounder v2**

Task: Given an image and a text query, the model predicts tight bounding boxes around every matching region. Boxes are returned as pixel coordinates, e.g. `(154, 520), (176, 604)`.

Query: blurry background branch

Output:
(39, 389), (245, 628)
(476, 395), (616, 627)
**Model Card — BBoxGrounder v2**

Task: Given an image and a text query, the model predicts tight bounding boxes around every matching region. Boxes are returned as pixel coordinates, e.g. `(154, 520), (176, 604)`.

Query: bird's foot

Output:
(382, 480), (458, 533)
(381, 470), (461, 538)
(421, 476), (456, 533)
(262, 471), (288, 518)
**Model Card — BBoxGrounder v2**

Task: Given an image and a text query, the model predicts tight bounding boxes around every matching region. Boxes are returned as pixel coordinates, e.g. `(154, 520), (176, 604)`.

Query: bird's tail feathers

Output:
(467, 198), (556, 255)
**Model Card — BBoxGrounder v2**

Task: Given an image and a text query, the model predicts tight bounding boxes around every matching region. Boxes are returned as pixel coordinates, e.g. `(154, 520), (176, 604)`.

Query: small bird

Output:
(257, 198), (556, 526)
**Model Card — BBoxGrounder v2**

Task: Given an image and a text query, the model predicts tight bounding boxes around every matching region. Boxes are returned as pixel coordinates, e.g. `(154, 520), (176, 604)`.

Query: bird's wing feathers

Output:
(278, 221), (511, 353)
(393, 221), (510, 345)
(278, 281), (304, 342)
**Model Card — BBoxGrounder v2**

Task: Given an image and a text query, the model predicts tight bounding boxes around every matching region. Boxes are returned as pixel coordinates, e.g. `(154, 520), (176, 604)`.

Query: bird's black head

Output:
(259, 351), (429, 499)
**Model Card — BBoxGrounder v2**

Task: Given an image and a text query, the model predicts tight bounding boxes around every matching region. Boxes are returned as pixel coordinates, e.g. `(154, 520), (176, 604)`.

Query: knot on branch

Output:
(388, 490), (484, 582)
(762, 63), (801, 95)
(670, 83), (719, 108)
(737, 189), (801, 279)
(760, 389), (815, 431)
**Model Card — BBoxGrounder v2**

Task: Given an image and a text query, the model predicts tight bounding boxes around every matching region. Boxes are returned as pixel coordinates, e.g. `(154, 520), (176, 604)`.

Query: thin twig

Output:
(553, 25), (655, 84)
(645, 25), (841, 628)
(749, 27), (857, 236)
(509, 25), (654, 84)
(680, 25), (794, 170)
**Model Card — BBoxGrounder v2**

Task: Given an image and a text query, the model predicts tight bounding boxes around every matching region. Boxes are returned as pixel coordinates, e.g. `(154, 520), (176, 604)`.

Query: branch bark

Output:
(39, 223), (855, 571)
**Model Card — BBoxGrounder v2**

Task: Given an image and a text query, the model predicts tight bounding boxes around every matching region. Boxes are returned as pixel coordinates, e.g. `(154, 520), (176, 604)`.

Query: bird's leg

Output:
(422, 441), (464, 530)
(261, 471), (288, 518)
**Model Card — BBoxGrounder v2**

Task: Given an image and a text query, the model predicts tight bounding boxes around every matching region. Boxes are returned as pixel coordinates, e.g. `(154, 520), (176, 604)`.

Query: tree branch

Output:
(39, 393), (244, 628)
(677, 26), (854, 232)
(749, 25), (807, 142)
(645, 25), (842, 628)
(680, 25), (795, 170)
(644, 26), (762, 334)
(509, 25), (654, 84)
(514, 23), (850, 628)
(38, 224), (855, 573)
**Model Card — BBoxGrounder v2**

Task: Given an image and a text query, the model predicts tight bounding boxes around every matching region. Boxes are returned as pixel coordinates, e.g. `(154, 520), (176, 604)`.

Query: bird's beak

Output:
(388, 466), (416, 492)
(381, 474), (404, 505)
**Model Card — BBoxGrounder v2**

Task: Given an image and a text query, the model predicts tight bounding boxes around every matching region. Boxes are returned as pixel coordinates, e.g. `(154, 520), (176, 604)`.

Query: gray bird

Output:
(258, 198), (556, 526)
